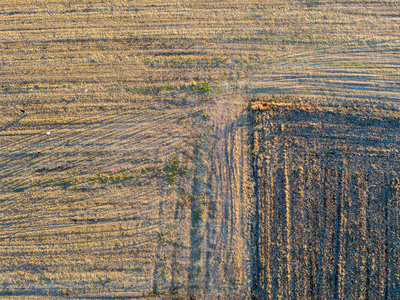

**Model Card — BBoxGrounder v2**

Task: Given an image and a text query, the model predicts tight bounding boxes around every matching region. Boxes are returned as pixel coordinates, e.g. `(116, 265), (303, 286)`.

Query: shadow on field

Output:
(65, 93), (82, 106)
(0, 115), (27, 132)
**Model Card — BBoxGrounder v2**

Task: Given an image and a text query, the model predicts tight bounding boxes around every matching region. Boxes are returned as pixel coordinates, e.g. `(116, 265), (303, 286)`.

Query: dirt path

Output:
(199, 93), (252, 298)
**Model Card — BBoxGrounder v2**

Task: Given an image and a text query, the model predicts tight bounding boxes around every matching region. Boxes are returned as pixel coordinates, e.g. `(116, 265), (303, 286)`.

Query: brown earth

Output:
(250, 97), (400, 299)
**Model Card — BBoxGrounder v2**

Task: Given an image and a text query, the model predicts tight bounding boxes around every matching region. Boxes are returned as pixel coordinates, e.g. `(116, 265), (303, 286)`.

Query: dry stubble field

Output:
(0, 0), (399, 299)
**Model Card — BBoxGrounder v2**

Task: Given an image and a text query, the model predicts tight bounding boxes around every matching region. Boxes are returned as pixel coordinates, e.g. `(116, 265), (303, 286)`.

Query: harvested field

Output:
(0, 0), (399, 299)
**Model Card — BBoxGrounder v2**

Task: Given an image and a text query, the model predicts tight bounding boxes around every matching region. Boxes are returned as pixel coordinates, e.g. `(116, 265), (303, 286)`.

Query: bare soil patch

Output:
(249, 96), (400, 299)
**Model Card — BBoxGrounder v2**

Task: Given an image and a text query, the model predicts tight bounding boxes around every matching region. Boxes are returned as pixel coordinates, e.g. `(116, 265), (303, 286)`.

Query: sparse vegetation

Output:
(163, 157), (188, 185)
(191, 80), (213, 94)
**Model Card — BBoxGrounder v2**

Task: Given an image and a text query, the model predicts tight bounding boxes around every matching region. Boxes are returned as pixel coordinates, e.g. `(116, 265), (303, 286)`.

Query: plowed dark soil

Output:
(250, 98), (400, 299)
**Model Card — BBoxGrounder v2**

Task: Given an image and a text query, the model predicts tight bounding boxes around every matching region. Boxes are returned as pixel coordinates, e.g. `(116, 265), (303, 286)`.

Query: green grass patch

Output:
(163, 157), (188, 185)
(191, 80), (212, 93)
(124, 84), (178, 94)
(32, 170), (140, 188)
